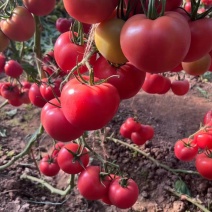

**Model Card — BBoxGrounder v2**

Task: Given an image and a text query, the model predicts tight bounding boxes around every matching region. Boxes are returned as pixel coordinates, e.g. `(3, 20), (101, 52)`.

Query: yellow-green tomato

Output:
(0, 30), (10, 52)
(182, 53), (211, 76)
(95, 18), (127, 65)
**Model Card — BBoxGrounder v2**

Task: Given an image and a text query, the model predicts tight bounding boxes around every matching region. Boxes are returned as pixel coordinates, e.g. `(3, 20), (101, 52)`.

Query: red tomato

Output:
(61, 80), (120, 131)
(39, 155), (60, 177)
(1, 6), (35, 42)
(22, 81), (32, 89)
(195, 133), (212, 149)
(142, 73), (166, 94)
(57, 143), (89, 174)
(174, 138), (198, 161)
(56, 18), (73, 33)
(19, 89), (30, 104)
(93, 56), (146, 99)
(77, 166), (110, 200)
(95, 18), (127, 64)
(0, 30), (10, 52)
(108, 178), (139, 209)
(184, 2), (191, 12)
(119, 123), (132, 139)
(28, 83), (46, 108)
(23, 0), (56, 16)
(157, 76), (171, 94)
(183, 18), (212, 62)
(171, 80), (190, 96)
(170, 63), (183, 72)
(0, 53), (6, 72)
(1, 82), (20, 100)
(54, 31), (96, 75)
(51, 142), (65, 157)
(41, 98), (84, 142)
(196, 152), (212, 180)
(131, 131), (147, 145)
(40, 78), (62, 101)
(203, 110), (212, 126)
(63, 0), (119, 24)
(4, 60), (23, 78)
(120, 12), (191, 73)
(182, 54), (211, 76)
(140, 124), (154, 140)
(8, 97), (23, 107)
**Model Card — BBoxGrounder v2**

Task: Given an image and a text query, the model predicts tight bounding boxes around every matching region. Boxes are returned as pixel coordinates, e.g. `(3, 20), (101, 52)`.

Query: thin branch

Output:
(107, 137), (199, 175)
(0, 124), (43, 170)
(165, 186), (210, 212)
(20, 174), (75, 196)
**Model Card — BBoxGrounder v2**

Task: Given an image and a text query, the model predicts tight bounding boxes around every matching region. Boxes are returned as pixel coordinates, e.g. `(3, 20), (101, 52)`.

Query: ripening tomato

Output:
(203, 110), (212, 126)
(1, 82), (20, 100)
(196, 152), (212, 180)
(120, 12), (191, 73)
(54, 31), (96, 74)
(0, 30), (10, 52)
(63, 0), (119, 24)
(174, 138), (198, 161)
(39, 155), (60, 177)
(183, 18), (212, 62)
(4, 60), (23, 78)
(1, 6), (35, 42)
(93, 56), (146, 99)
(108, 178), (139, 209)
(61, 80), (120, 131)
(95, 18), (127, 64)
(171, 80), (190, 96)
(182, 54), (211, 76)
(40, 78), (62, 101)
(51, 142), (65, 157)
(28, 83), (46, 108)
(77, 166), (111, 200)
(57, 143), (89, 174)
(23, 0), (56, 16)
(56, 18), (73, 33)
(41, 98), (84, 142)
(0, 53), (6, 72)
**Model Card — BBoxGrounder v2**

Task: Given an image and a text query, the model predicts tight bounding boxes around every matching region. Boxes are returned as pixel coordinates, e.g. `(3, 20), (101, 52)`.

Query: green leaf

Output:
(174, 180), (191, 197)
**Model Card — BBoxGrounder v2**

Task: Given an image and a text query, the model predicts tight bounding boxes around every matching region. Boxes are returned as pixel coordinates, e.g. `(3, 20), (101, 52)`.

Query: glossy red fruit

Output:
(4, 60), (23, 78)
(171, 80), (190, 96)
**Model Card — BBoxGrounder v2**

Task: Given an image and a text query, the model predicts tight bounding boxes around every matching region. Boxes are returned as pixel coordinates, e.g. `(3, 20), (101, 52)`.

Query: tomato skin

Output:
(77, 166), (111, 200)
(61, 81), (120, 131)
(157, 77), (171, 94)
(95, 18), (127, 64)
(142, 73), (166, 94)
(4, 60), (23, 78)
(119, 124), (132, 139)
(174, 138), (198, 161)
(183, 18), (212, 62)
(203, 110), (212, 126)
(40, 78), (62, 101)
(23, 0), (56, 16)
(41, 98), (84, 142)
(182, 54), (211, 76)
(0, 30), (10, 52)
(56, 18), (73, 33)
(131, 132), (146, 145)
(19, 89), (30, 104)
(28, 83), (46, 108)
(0, 53), (6, 72)
(108, 178), (139, 209)
(39, 155), (60, 177)
(63, 0), (119, 24)
(1, 6), (35, 42)
(57, 143), (89, 174)
(195, 133), (212, 149)
(54, 31), (96, 74)
(1, 82), (20, 100)
(171, 80), (190, 96)
(120, 12), (191, 73)
(51, 142), (65, 157)
(196, 152), (212, 180)
(93, 56), (146, 99)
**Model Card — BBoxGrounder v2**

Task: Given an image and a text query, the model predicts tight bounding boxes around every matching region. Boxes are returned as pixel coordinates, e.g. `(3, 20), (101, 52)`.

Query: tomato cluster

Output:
(120, 117), (154, 145)
(174, 110), (212, 180)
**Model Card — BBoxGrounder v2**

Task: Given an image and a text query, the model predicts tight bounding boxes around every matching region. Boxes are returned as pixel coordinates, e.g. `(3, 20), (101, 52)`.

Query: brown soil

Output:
(0, 75), (212, 212)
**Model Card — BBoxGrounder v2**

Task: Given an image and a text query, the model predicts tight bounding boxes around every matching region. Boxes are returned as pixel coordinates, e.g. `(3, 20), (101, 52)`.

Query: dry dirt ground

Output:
(0, 74), (212, 212)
